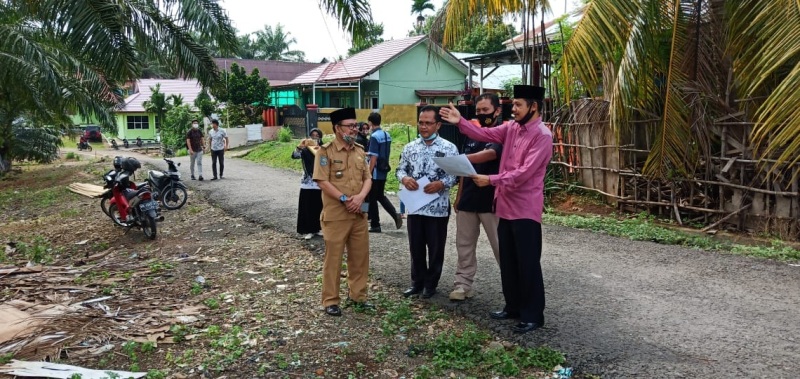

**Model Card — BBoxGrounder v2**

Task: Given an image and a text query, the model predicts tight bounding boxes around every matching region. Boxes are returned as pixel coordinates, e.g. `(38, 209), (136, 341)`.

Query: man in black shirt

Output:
(449, 93), (503, 301)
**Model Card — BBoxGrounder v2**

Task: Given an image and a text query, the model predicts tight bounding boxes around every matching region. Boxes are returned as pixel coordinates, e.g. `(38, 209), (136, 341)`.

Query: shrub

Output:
(277, 127), (293, 142)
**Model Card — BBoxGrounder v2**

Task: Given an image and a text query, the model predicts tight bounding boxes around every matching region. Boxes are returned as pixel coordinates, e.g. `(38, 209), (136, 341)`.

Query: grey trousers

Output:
(454, 210), (500, 291)
(189, 151), (203, 177)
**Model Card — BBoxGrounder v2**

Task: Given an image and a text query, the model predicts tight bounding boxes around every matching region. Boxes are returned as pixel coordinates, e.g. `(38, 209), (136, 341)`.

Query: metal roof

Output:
(213, 58), (322, 86)
(282, 35), (468, 86)
(118, 79), (203, 113)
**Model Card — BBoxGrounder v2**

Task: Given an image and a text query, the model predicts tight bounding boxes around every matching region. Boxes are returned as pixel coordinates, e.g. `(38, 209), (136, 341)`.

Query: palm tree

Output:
(143, 84), (169, 131)
(252, 24), (306, 62)
(0, 0), (238, 173)
(320, 0), (374, 45)
(561, 0), (800, 179)
(411, 0), (436, 26)
(432, 0), (551, 49)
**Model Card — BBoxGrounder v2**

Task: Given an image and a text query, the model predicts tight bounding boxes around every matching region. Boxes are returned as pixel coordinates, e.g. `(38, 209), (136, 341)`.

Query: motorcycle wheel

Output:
(87, 145), (92, 152)
(100, 197), (111, 217)
(107, 204), (130, 227)
(161, 186), (188, 210)
(142, 213), (157, 240)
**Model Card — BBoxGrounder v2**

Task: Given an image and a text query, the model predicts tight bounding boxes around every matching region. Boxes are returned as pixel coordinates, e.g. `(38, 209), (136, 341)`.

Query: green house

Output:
(274, 36), (470, 109)
(112, 79), (204, 141)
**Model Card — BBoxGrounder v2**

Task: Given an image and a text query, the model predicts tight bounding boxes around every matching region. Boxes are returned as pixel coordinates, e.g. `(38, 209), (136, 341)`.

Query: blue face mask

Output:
(418, 133), (438, 141)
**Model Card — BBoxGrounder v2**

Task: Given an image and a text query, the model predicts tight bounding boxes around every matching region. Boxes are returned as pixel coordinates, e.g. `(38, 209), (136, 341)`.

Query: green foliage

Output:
(0, 0), (238, 173)
(544, 212), (800, 261)
(14, 236), (56, 264)
(204, 297), (220, 309)
(380, 299), (415, 336)
(277, 127), (293, 142)
(145, 370), (167, 379)
(211, 63), (270, 126)
(143, 84), (168, 130)
(453, 22), (516, 54)
(348, 22), (385, 56)
(65, 152), (78, 160)
(244, 141), (301, 171)
(10, 123), (63, 164)
(194, 90), (218, 119)
(0, 353), (13, 364)
(248, 24), (306, 62)
(501, 77), (522, 98)
(161, 105), (200, 150)
(421, 323), (564, 376)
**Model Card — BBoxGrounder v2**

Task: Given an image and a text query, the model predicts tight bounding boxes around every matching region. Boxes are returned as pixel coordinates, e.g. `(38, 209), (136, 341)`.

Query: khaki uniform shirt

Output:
(313, 138), (370, 221)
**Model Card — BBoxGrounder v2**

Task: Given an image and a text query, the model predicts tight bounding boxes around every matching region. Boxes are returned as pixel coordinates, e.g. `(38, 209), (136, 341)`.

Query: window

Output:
(371, 97), (379, 109)
(127, 115), (149, 130)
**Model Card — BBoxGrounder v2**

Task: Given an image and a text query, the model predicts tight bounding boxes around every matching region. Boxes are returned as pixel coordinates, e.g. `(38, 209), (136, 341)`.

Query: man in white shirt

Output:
(208, 119), (229, 180)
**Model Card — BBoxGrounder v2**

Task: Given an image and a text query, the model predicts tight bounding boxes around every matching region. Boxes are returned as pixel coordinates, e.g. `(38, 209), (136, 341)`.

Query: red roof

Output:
(213, 58), (322, 86)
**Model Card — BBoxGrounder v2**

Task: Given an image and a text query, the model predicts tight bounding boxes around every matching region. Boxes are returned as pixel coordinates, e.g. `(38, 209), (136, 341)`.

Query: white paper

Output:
(398, 177), (440, 214)
(433, 154), (477, 177)
(0, 360), (146, 379)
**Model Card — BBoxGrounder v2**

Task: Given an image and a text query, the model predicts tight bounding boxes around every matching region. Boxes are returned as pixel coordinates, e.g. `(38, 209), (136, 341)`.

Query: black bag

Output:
(376, 130), (391, 172)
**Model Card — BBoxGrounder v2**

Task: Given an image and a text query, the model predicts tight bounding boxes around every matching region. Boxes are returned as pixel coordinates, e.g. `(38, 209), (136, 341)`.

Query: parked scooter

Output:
(146, 158), (188, 210)
(110, 139), (119, 150)
(136, 137), (143, 147)
(103, 156), (162, 239)
(123, 138), (129, 148)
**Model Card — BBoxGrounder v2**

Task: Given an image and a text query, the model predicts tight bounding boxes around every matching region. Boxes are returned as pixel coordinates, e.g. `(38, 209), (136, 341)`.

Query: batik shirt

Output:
(396, 136), (458, 217)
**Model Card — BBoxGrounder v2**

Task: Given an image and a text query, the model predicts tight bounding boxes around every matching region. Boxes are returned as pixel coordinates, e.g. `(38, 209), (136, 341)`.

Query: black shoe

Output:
(211, 177), (218, 181)
(489, 310), (520, 320)
(394, 214), (403, 229)
(198, 176), (204, 181)
(220, 175), (224, 179)
(421, 288), (436, 299)
(369, 227), (382, 233)
(402, 287), (423, 297)
(512, 321), (543, 334)
(325, 305), (342, 316)
(191, 176), (196, 180)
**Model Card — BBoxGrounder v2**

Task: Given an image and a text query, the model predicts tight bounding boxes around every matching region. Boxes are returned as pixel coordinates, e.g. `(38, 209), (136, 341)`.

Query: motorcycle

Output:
(123, 139), (129, 148)
(135, 137), (143, 148)
(146, 158), (188, 210)
(77, 139), (92, 151)
(102, 157), (162, 239)
(110, 139), (119, 150)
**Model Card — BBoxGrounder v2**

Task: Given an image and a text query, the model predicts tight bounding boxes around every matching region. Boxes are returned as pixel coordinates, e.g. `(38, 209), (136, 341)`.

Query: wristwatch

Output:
(339, 194), (347, 203)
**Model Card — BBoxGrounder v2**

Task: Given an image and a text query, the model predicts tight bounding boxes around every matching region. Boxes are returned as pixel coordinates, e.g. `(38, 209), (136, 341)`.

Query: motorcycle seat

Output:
(123, 188), (147, 200)
(150, 171), (166, 179)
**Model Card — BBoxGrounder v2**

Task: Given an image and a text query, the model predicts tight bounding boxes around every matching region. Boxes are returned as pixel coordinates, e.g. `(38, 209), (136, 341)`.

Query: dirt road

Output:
(80, 148), (800, 378)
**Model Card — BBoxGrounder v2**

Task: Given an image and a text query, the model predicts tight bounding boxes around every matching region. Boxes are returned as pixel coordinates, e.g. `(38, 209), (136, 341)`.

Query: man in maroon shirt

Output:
(440, 85), (552, 334)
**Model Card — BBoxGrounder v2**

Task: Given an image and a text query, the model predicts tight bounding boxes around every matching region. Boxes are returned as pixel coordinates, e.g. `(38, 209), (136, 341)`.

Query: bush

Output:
(277, 127), (293, 142)
(162, 105), (200, 150)
(175, 148), (189, 157)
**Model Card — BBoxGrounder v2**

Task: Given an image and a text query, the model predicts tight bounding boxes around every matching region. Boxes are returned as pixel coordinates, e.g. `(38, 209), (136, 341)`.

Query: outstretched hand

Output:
(439, 103), (461, 124)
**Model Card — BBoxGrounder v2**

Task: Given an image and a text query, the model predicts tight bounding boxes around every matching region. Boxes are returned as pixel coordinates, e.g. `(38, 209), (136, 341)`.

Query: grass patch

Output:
(421, 323), (564, 377)
(544, 211), (800, 261)
(245, 124), (416, 193)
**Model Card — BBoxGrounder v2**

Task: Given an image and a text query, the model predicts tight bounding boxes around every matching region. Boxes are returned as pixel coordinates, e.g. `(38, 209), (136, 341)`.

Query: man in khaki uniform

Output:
(313, 107), (373, 316)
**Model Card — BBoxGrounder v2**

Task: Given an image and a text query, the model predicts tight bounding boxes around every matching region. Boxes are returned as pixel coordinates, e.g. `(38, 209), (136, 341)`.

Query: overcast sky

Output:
(220, 0), (577, 62)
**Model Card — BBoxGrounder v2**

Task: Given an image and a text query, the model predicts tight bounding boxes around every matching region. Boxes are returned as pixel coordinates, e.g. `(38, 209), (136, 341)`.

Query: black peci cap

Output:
(513, 85), (546, 101)
(330, 107), (357, 126)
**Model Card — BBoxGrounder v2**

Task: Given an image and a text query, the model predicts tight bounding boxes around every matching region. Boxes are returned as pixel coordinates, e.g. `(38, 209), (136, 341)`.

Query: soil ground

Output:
(0, 158), (568, 379)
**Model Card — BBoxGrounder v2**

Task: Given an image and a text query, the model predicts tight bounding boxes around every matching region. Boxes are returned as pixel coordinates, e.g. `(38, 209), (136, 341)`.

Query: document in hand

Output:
(432, 154), (477, 177)
(398, 177), (440, 214)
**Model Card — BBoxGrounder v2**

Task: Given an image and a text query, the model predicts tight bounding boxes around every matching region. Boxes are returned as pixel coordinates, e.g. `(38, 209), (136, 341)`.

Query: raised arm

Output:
(490, 133), (552, 188)
(439, 103), (506, 144)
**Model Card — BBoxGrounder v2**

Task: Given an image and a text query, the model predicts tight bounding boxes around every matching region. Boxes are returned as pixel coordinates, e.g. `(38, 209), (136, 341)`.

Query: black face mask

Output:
(475, 112), (498, 127)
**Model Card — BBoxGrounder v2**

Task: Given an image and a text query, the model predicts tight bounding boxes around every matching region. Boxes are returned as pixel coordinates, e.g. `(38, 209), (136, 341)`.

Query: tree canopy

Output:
(0, 0), (238, 173)
(211, 63), (271, 127)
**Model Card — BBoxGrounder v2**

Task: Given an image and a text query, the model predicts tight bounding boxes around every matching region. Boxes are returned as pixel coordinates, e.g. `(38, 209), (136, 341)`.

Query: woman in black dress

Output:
(292, 128), (324, 239)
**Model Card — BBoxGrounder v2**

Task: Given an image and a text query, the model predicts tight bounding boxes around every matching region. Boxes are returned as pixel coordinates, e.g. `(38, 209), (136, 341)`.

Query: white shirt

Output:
(209, 128), (227, 151)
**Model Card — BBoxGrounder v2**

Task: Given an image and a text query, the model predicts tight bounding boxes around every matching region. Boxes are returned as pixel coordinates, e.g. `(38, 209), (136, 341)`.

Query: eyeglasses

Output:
(418, 121), (438, 127)
(338, 123), (359, 129)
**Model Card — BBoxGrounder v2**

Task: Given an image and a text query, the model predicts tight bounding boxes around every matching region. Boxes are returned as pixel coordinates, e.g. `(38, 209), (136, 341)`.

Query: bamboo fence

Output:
(547, 99), (800, 240)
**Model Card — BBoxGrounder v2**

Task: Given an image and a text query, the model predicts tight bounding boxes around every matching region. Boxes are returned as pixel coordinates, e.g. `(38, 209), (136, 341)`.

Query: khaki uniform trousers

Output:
(454, 210), (500, 291)
(321, 214), (369, 307)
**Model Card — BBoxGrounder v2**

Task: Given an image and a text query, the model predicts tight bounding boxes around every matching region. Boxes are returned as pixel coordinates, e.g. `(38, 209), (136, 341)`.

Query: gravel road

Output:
(81, 148), (800, 378)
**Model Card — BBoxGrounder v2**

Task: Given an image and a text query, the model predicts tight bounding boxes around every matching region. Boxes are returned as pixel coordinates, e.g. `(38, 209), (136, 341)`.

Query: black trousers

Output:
(296, 188), (322, 234)
(497, 218), (545, 324)
(368, 179), (398, 228)
(407, 215), (449, 291)
(211, 150), (225, 178)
